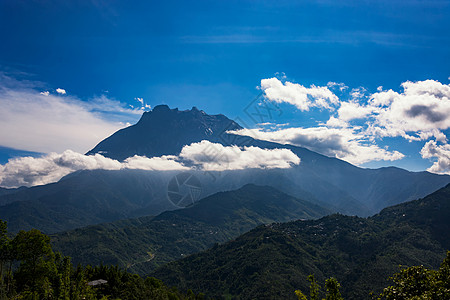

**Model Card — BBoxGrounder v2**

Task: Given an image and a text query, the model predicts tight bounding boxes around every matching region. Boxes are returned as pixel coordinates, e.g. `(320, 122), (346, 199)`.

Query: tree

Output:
(12, 229), (57, 298)
(324, 278), (343, 300)
(379, 251), (450, 299)
(295, 275), (343, 300)
(309, 275), (320, 300)
(0, 220), (14, 299)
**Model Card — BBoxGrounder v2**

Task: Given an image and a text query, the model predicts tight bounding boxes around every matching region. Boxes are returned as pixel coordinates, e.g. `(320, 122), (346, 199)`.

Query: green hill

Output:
(51, 184), (330, 275)
(152, 184), (450, 299)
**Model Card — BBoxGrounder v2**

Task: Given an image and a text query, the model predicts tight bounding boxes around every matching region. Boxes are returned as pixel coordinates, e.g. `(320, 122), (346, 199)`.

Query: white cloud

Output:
(0, 150), (121, 187)
(179, 140), (300, 171)
(230, 127), (404, 165)
(261, 78), (339, 111)
(258, 77), (450, 170)
(0, 142), (300, 187)
(0, 150), (187, 188)
(40, 91), (50, 96)
(337, 101), (374, 122)
(366, 80), (450, 142)
(134, 97), (151, 110)
(56, 88), (66, 95)
(0, 75), (142, 154)
(420, 140), (450, 174)
(124, 155), (187, 171)
(327, 81), (348, 92)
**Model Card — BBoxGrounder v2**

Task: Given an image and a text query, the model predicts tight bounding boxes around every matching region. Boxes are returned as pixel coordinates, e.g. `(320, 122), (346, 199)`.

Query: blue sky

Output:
(1, 0), (450, 178)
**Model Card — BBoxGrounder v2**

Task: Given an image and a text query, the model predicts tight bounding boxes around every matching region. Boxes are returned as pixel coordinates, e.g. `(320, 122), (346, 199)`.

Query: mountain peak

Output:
(87, 104), (243, 160)
(152, 104), (173, 112)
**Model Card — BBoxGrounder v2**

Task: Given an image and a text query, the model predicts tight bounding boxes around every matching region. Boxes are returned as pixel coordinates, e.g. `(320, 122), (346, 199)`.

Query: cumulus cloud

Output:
(257, 77), (450, 170)
(344, 80), (450, 143)
(0, 74), (142, 154)
(420, 140), (450, 174)
(0, 150), (186, 187)
(124, 155), (187, 171)
(0, 150), (121, 187)
(261, 77), (339, 111)
(56, 88), (66, 95)
(337, 101), (374, 122)
(0, 142), (300, 187)
(179, 140), (300, 171)
(230, 127), (403, 165)
(262, 78), (450, 144)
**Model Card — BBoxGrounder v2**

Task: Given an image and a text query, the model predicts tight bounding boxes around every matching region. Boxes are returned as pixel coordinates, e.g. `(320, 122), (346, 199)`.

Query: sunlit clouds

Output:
(252, 77), (450, 173)
(0, 142), (300, 188)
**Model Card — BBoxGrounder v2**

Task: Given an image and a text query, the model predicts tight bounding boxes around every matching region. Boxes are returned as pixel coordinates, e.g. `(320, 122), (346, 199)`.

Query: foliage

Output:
(0, 220), (206, 300)
(378, 251), (450, 299)
(295, 275), (343, 300)
(152, 184), (450, 299)
(51, 184), (329, 275)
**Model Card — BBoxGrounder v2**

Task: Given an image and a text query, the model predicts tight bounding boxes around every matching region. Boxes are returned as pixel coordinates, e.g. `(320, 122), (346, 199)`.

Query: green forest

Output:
(2, 218), (450, 299)
(0, 220), (204, 300)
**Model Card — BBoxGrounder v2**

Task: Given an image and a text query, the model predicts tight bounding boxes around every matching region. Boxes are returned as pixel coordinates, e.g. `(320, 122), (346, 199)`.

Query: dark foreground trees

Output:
(2, 217), (449, 299)
(0, 220), (204, 299)
(295, 252), (450, 300)
(378, 251), (450, 299)
(295, 275), (343, 300)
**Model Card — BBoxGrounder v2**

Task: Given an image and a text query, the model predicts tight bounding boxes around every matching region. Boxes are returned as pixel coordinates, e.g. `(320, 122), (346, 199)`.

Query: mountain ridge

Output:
(1, 106), (449, 233)
(51, 184), (331, 275)
(152, 183), (450, 299)
(85, 105), (450, 215)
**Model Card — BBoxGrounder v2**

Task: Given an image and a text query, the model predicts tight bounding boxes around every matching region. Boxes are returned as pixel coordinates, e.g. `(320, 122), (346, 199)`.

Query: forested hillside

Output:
(51, 184), (330, 274)
(153, 184), (450, 299)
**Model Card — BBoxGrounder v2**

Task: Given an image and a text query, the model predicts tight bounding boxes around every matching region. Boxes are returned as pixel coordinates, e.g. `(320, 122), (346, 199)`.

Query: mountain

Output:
(0, 186), (27, 199)
(51, 184), (330, 275)
(87, 105), (450, 215)
(152, 183), (450, 300)
(1, 105), (449, 233)
(86, 105), (243, 160)
(0, 169), (179, 233)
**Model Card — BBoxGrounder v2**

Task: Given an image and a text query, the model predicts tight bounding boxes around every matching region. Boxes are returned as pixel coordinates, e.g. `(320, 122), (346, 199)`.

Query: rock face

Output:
(86, 105), (242, 160)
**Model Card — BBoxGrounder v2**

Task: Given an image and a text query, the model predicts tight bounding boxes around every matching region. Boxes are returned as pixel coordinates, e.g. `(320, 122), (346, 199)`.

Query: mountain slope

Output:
(0, 169), (179, 233)
(87, 105), (243, 160)
(51, 184), (330, 275)
(152, 184), (450, 300)
(1, 106), (449, 234)
(86, 105), (450, 215)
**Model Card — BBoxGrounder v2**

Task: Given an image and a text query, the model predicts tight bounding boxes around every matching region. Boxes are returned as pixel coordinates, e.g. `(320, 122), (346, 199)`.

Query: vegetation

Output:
(295, 275), (343, 300)
(378, 251), (450, 299)
(293, 252), (450, 300)
(152, 184), (450, 299)
(51, 184), (329, 275)
(2, 183), (450, 299)
(0, 220), (205, 299)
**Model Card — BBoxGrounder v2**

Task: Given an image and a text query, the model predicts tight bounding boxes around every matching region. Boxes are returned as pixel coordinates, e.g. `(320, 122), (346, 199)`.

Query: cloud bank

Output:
(256, 77), (450, 173)
(179, 140), (300, 171)
(230, 127), (403, 165)
(0, 141), (300, 188)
